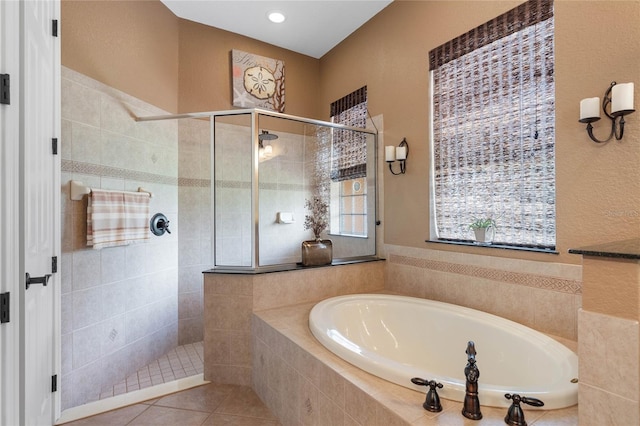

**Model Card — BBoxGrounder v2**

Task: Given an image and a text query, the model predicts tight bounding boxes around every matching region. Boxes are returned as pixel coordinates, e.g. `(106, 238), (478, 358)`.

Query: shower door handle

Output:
(25, 273), (51, 290)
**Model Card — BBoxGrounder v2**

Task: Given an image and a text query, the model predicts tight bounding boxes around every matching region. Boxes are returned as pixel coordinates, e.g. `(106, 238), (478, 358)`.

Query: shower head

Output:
(259, 130), (278, 141)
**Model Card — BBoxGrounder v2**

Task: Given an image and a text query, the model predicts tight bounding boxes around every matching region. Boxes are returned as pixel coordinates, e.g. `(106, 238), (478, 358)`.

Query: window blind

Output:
(330, 86), (367, 182)
(430, 0), (556, 249)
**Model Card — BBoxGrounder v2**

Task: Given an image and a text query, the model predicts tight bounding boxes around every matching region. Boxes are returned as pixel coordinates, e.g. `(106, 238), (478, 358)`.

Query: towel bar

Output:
(69, 180), (153, 201)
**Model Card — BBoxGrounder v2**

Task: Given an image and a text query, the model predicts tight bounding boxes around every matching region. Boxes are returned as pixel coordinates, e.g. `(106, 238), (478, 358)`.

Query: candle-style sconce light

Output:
(579, 81), (635, 143)
(386, 138), (409, 175)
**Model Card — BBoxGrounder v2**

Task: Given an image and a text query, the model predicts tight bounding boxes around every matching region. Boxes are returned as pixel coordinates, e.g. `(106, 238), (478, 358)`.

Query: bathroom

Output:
(56, 0), (639, 424)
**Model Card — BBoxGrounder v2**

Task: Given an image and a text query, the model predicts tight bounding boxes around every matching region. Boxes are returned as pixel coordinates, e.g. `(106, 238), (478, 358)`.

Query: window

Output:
(331, 178), (367, 237)
(430, 0), (556, 250)
(330, 86), (368, 237)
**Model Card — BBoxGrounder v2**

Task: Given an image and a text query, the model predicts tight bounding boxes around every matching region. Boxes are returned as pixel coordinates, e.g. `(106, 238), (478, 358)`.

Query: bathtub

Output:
(309, 294), (578, 409)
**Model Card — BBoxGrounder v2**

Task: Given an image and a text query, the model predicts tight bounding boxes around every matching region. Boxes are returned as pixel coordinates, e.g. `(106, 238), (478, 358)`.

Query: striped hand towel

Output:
(87, 189), (150, 249)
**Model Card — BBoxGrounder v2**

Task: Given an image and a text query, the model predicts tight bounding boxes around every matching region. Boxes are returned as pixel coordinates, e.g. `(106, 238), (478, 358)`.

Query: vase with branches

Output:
(301, 128), (333, 266)
(304, 196), (329, 241)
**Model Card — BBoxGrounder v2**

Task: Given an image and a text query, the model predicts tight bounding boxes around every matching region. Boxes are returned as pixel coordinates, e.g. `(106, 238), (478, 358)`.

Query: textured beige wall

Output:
(582, 257), (640, 320)
(319, 0), (640, 265)
(61, 0), (180, 113)
(61, 1), (322, 118)
(62, 0), (640, 265)
(177, 19), (321, 118)
(61, 0), (640, 316)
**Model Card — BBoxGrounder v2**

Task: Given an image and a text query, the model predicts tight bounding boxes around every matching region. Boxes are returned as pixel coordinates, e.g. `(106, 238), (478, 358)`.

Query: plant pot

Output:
(473, 227), (493, 244)
(301, 239), (333, 266)
(473, 228), (486, 242)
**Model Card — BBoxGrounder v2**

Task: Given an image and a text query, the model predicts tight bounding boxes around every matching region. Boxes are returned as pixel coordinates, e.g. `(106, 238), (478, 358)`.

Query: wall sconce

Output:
(386, 138), (409, 175)
(579, 81), (635, 143)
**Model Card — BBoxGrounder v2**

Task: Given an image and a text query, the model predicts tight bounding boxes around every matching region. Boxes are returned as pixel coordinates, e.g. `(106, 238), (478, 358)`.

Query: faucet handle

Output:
(411, 377), (444, 412)
(510, 394), (544, 407)
(504, 394), (544, 426)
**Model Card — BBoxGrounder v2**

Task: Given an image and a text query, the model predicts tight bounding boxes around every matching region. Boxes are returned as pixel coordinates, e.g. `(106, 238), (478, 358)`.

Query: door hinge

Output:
(0, 292), (9, 324)
(52, 20), (58, 37)
(52, 138), (58, 155)
(52, 256), (58, 274)
(0, 74), (9, 105)
(51, 375), (57, 392)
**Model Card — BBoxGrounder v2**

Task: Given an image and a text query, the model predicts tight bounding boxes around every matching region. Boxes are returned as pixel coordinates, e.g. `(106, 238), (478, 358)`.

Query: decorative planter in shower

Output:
(136, 108), (379, 272)
(301, 239), (333, 267)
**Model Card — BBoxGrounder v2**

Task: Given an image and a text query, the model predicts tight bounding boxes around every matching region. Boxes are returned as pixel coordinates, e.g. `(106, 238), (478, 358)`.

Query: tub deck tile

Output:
(252, 298), (578, 426)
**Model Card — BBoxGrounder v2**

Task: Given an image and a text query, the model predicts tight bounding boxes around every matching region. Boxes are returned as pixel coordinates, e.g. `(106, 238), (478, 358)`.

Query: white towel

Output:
(87, 189), (150, 249)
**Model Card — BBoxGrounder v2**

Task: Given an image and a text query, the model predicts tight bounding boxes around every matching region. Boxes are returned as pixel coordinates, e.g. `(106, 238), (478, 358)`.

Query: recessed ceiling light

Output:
(267, 11), (286, 24)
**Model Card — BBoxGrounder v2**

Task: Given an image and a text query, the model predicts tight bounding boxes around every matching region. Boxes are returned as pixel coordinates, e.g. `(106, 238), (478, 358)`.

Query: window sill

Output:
(426, 238), (558, 254)
(327, 232), (368, 239)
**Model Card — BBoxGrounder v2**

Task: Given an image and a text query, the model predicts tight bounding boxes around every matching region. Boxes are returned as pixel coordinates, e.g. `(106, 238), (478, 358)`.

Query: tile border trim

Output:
(389, 254), (582, 295)
(64, 160), (212, 189)
(63, 159), (178, 186)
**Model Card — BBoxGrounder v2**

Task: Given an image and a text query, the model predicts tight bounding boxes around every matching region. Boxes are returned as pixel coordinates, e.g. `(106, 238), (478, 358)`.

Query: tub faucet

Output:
(462, 341), (482, 420)
(411, 377), (443, 412)
(504, 393), (545, 426)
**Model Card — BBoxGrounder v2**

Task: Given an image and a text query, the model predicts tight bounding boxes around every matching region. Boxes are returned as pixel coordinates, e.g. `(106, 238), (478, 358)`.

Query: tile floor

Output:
(99, 342), (204, 399)
(63, 382), (279, 425)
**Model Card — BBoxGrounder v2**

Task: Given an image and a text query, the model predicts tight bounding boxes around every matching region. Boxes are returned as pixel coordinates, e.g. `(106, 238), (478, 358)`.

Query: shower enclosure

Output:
(140, 108), (379, 272)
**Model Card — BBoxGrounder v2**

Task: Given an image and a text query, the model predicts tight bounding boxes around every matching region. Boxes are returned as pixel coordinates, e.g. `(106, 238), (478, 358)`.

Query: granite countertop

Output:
(203, 257), (383, 274)
(568, 238), (640, 260)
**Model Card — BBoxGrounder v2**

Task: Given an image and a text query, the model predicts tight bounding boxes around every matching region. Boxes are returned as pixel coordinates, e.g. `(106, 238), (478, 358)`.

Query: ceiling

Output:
(160, 0), (393, 59)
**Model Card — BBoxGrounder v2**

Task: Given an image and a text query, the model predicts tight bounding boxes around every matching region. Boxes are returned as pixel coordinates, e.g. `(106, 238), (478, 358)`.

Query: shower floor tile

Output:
(99, 341), (204, 400)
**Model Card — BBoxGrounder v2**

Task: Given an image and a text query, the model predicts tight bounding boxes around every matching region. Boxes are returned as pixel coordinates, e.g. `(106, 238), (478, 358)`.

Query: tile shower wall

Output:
(214, 122), (252, 266)
(177, 118), (211, 344)
(214, 122), (372, 267)
(213, 123), (312, 267)
(61, 67), (179, 410)
(259, 130), (309, 265)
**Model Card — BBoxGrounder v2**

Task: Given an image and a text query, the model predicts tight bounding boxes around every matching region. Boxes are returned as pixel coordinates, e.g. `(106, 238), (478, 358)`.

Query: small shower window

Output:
(331, 178), (367, 237)
(330, 86), (367, 182)
(329, 86), (369, 238)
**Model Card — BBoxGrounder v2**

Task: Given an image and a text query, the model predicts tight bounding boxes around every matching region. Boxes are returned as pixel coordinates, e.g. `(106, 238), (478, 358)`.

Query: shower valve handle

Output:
(150, 213), (171, 236)
(158, 218), (171, 234)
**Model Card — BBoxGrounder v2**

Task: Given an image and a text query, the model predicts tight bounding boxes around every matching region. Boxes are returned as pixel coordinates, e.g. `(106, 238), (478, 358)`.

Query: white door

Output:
(21, 0), (61, 424)
(0, 1), (22, 425)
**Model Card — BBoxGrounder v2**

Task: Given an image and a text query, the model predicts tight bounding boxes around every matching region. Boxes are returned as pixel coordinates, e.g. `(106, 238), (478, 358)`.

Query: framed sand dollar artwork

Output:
(232, 49), (285, 112)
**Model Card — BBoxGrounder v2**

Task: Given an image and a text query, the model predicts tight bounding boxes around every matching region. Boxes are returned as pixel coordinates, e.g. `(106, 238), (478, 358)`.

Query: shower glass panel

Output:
(209, 109), (377, 271)
(213, 113), (253, 267)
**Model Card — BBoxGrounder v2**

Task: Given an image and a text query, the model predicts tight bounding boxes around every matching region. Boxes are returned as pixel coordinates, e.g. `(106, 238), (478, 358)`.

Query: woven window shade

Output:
(330, 86), (367, 182)
(430, 0), (556, 249)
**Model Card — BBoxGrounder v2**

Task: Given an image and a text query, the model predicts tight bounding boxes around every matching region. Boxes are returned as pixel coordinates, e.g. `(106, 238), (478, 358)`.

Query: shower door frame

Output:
(137, 108), (379, 272)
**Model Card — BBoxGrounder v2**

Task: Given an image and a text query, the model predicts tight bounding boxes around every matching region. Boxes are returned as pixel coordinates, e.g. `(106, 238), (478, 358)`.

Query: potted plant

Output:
(302, 196), (332, 266)
(469, 218), (496, 244)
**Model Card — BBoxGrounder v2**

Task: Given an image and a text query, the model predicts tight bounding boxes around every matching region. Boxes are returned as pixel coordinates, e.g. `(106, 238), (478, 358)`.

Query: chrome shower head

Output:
(259, 130), (278, 141)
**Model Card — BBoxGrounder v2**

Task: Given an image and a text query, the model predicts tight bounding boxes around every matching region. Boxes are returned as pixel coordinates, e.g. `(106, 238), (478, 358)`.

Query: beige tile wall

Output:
(202, 247), (584, 424)
(577, 309), (639, 425)
(259, 130), (309, 266)
(384, 244), (583, 341)
(61, 67), (179, 410)
(252, 300), (579, 425)
(177, 118), (211, 345)
(203, 261), (385, 386)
